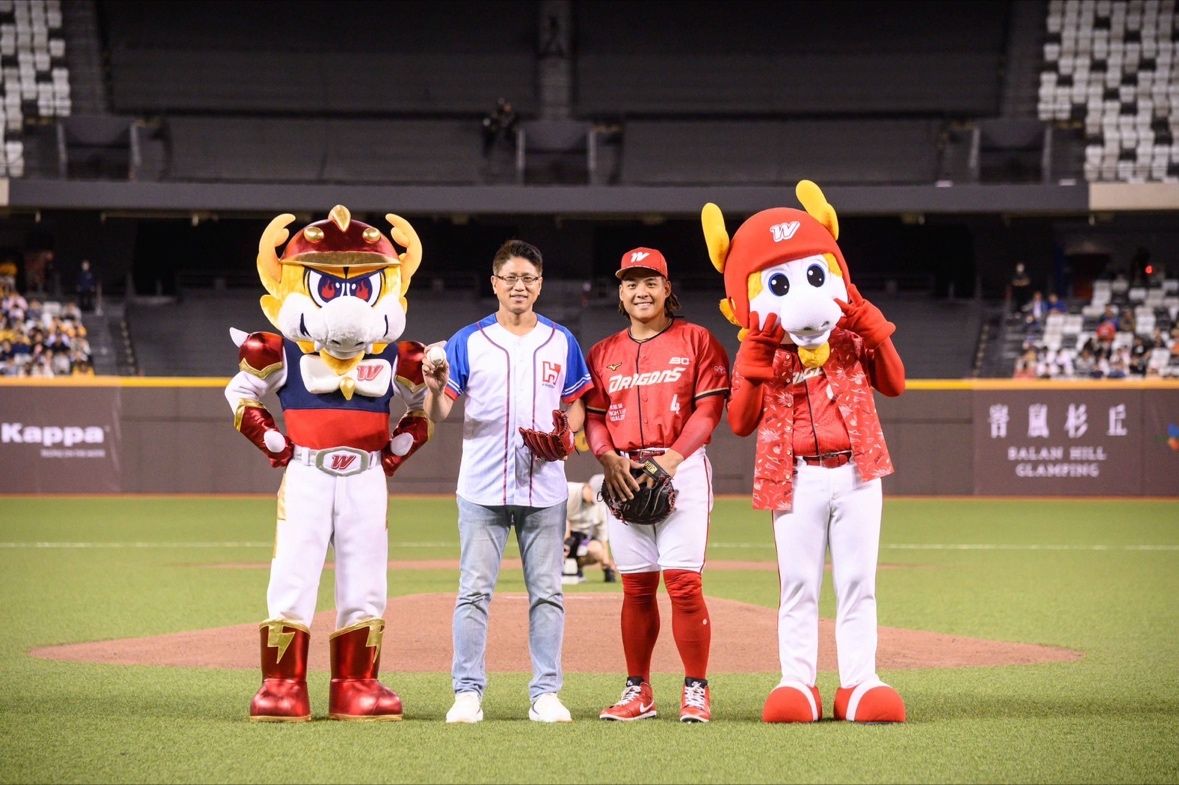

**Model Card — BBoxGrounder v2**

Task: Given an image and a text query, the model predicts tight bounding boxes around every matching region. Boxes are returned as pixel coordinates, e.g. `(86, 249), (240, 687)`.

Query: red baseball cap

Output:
(616, 247), (669, 279)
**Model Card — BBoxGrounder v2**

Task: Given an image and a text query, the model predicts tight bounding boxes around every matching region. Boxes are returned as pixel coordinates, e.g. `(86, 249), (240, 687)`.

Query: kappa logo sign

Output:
(542, 361), (562, 385)
(770, 221), (801, 243)
(2, 422), (105, 447)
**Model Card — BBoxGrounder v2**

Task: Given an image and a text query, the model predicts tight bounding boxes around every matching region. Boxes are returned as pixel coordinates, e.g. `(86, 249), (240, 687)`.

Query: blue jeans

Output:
(452, 496), (566, 701)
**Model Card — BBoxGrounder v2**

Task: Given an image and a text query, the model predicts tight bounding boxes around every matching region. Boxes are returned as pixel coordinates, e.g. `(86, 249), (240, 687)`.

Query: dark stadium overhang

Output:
(0, 179), (1107, 218)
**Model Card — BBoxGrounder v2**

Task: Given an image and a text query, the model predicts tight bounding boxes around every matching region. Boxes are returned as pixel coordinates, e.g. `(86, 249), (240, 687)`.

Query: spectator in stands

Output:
(1046, 292), (1068, 314)
(481, 98), (519, 158)
(1012, 347), (1038, 378)
(1074, 347), (1098, 378)
(1130, 336), (1151, 375)
(1023, 290), (1048, 330)
(24, 250), (53, 295)
(1009, 262), (1032, 312)
(76, 259), (97, 313)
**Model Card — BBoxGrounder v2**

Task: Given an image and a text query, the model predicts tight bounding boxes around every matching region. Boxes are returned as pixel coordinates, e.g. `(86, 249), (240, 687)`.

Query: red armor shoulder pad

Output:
(396, 341), (426, 387)
(239, 332), (285, 378)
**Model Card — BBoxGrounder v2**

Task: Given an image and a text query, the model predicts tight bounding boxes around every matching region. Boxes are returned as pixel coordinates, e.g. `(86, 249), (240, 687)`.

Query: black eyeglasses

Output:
(493, 274), (542, 287)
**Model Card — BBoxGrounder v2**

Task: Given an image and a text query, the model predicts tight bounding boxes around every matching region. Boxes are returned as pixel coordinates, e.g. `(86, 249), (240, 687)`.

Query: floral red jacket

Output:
(732, 328), (894, 512)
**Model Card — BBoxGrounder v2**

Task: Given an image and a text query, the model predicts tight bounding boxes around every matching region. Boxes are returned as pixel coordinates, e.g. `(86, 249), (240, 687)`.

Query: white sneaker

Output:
(445, 691), (483, 724)
(528, 692), (573, 723)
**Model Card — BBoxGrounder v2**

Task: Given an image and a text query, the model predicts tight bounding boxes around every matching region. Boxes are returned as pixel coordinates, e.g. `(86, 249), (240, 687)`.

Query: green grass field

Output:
(1, 495), (1177, 784)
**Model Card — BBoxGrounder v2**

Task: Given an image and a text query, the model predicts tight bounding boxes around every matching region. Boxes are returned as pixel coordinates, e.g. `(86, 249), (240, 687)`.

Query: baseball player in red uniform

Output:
(585, 247), (730, 723)
(703, 181), (907, 724)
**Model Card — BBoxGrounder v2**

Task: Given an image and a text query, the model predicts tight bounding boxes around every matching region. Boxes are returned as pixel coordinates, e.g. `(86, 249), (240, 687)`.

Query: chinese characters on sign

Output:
(974, 391), (1144, 494)
(987, 401), (1127, 478)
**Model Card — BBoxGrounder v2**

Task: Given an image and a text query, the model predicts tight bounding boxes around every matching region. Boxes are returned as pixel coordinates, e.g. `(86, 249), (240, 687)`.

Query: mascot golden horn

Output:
(224, 205), (434, 722)
(704, 181), (908, 724)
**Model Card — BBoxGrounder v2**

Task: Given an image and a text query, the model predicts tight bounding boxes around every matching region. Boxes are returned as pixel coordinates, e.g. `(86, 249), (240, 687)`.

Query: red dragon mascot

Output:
(703, 180), (907, 724)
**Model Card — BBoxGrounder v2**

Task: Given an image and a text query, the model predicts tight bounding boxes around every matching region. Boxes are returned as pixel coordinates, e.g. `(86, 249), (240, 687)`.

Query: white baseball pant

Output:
(267, 447), (390, 629)
(606, 449), (713, 573)
(772, 460), (883, 688)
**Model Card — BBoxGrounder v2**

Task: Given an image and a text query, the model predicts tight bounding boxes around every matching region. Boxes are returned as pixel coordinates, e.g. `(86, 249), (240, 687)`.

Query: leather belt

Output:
(798, 450), (853, 468)
(291, 444), (381, 477)
(621, 448), (666, 463)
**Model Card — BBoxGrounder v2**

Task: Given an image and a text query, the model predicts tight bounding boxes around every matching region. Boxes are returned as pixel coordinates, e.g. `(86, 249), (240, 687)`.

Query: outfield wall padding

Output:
(0, 381), (1175, 497)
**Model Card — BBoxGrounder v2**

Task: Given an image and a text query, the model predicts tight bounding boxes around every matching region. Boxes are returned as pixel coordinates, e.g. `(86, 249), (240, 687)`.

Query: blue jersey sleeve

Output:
(444, 327), (472, 399)
(560, 326), (593, 402)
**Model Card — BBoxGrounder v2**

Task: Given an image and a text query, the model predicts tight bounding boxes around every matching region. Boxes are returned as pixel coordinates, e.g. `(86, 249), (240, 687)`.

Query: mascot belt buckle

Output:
(313, 446), (371, 477)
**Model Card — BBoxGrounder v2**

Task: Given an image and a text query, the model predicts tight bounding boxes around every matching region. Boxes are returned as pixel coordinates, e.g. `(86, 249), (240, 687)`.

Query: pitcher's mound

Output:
(30, 593), (1081, 673)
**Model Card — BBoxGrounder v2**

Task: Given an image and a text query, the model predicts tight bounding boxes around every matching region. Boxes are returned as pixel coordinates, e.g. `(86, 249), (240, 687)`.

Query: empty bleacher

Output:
(1, 0), (70, 177)
(164, 116), (486, 184)
(102, 0), (537, 116)
(574, 0), (1007, 117)
(1039, 0), (1179, 182)
(620, 119), (942, 186)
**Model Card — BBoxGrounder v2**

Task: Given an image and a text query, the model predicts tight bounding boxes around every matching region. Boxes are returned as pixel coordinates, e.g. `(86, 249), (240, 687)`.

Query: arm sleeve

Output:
(691, 328), (731, 403)
(727, 370), (766, 437)
(586, 410), (617, 459)
(670, 395), (724, 458)
(443, 329), (468, 401)
(863, 337), (906, 397)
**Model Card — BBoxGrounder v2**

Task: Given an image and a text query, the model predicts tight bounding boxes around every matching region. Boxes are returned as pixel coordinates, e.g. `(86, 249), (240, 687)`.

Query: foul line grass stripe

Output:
(3, 541), (1177, 551)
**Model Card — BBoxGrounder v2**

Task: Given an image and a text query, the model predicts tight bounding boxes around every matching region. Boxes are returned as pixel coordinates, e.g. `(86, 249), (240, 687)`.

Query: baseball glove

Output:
(519, 409), (575, 462)
(601, 459), (678, 525)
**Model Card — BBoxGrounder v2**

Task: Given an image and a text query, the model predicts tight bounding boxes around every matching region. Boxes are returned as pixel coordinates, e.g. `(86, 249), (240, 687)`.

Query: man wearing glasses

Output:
(422, 239), (592, 724)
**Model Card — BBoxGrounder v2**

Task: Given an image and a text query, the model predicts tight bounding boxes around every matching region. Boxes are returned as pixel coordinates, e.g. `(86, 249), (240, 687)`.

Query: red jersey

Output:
(788, 359), (852, 456)
(585, 319), (730, 453)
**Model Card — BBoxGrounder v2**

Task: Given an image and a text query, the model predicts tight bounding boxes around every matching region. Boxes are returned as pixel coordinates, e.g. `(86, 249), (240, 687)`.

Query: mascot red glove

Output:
(836, 284), (896, 350)
(734, 312), (786, 383)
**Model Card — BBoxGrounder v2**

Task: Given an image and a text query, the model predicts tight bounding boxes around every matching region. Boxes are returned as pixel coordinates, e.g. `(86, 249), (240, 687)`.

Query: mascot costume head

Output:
(251, 204), (421, 380)
(702, 179), (855, 368)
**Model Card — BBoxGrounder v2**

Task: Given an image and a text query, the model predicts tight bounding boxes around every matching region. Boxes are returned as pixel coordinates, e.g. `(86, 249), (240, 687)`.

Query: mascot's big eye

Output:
(307, 270), (383, 308)
(768, 272), (790, 296)
(806, 264), (826, 287)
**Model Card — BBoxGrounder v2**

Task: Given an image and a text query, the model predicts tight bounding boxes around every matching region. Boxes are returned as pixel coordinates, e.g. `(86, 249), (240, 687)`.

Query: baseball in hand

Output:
(425, 344), (447, 369)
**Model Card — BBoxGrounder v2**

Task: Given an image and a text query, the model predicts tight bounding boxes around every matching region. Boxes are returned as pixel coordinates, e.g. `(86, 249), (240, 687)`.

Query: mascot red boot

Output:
(702, 181), (907, 724)
(225, 205), (433, 721)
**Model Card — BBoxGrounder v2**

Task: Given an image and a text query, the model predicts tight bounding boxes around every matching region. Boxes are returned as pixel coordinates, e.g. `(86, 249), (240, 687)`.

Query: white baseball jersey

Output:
(444, 314), (592, 507)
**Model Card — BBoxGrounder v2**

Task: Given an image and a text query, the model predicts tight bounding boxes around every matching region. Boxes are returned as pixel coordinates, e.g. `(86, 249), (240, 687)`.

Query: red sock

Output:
(663, 569), (710, 680)
(620, 571), (661, 681)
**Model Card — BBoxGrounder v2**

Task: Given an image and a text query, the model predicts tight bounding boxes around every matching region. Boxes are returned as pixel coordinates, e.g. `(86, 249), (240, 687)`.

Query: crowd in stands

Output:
(0, 261), (94, 376)
(1013, 272), (1179, 379)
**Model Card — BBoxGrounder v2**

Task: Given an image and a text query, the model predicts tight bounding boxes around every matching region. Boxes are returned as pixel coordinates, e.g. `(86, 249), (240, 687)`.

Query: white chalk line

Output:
(1, 541), (1177, 552)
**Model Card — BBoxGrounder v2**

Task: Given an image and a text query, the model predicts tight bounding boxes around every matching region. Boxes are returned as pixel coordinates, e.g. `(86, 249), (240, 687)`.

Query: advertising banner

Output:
(0, 386), (122, 492)
(973, 387), (1179, 495)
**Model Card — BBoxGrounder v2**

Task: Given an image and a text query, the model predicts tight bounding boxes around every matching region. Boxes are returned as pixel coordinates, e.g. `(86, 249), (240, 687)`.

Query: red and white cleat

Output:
(600, 677), (657, 721)
(679, 678), (711, 723)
